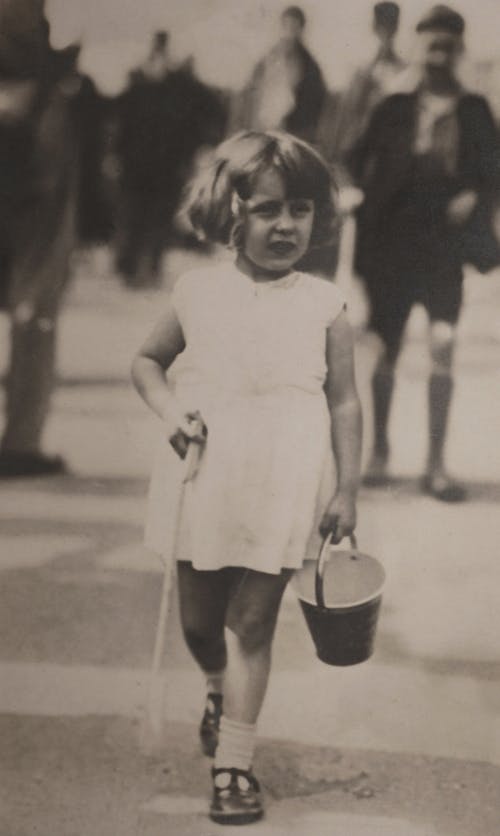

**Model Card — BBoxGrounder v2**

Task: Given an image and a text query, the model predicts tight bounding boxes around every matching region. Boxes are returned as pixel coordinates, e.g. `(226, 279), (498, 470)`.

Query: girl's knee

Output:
(182, 623), (226, 671)
(182, 623), (203, 652)
(182, 622), (222, 653)
(225, 570), (290, 652)
(227, 611), (277, 653)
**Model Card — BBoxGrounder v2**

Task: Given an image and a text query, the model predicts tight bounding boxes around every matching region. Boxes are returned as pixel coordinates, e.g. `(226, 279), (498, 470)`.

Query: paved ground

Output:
(1, 247), (500, 835)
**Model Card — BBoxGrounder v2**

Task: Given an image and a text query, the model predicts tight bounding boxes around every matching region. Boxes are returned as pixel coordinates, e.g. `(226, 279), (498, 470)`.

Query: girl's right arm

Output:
(321, 311), (362, 543)
(131, 298), (205, 457)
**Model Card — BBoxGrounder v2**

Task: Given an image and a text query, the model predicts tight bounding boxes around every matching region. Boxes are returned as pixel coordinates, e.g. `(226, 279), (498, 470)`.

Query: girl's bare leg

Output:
(220, 569), (292, 724)
(223, 631), (273, 726)
(176, 561), (230, 677)
(213, 569), (291, 776)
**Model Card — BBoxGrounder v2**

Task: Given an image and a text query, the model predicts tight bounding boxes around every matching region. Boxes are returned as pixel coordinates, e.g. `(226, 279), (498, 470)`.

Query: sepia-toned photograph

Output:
(0, 1), (499, 833)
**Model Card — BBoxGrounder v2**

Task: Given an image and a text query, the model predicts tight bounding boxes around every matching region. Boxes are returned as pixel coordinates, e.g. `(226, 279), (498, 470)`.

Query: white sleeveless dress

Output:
(145, 261), (346, 575)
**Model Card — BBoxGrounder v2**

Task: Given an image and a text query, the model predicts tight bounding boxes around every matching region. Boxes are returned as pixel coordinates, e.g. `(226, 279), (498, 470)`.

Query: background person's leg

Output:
(1, 315), (57, 456)
(0, 172), (76, 475)
(428, 321), (455, 474)
(423, 320), (465, 501)
(422, 273), (466, 501)
(368, 352), (397, 473)
(363, 276), (413, 484)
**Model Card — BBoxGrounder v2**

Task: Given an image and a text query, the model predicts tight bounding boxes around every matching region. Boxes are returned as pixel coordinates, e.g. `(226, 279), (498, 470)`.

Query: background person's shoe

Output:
(421, 472), (466, 503)
(210, 767), (264, 825)
(363, 451), (390, 487)
(200, 693), (223, 758)
(0, 451), (67, 478)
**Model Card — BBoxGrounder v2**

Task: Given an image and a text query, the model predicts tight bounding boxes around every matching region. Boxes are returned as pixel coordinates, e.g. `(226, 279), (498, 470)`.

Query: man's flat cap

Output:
(416, 5), (465, 36)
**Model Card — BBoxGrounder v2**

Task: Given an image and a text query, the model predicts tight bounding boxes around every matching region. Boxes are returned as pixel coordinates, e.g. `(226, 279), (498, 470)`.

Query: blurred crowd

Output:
(0, 0), (499, 482)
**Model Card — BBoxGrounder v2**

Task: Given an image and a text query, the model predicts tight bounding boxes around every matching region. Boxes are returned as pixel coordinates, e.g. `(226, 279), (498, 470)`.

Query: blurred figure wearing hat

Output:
(0, 1), (81, 476)
(332, 2), (406, 163)
(348, 5), (500, 501)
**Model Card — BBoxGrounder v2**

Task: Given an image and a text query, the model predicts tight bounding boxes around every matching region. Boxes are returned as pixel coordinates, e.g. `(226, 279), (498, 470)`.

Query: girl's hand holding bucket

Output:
(319, 491), (357, 544)
(294, 533), (385, 666)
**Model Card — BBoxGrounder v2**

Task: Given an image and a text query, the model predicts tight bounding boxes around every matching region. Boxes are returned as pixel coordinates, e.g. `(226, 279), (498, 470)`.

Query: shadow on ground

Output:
(1, 716), (498, 836)
(14, 474), (148, 498)
(361, 477), (500, 504)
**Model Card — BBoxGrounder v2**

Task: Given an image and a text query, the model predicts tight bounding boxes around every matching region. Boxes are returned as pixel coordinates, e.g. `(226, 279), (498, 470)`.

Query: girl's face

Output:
(238, 168), (314, 279)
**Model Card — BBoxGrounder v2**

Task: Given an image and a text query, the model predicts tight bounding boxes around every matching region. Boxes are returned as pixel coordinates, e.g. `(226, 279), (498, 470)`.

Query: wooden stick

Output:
(140, 438), (202, 751)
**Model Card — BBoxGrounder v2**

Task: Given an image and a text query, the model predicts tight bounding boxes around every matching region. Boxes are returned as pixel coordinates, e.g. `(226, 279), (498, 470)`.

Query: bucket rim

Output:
(296, 581), (384, 610)
(293, 540), (386, 610)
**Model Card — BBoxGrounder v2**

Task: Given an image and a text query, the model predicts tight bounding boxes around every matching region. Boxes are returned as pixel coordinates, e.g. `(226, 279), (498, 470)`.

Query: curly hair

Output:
(185, 131), (338, 252)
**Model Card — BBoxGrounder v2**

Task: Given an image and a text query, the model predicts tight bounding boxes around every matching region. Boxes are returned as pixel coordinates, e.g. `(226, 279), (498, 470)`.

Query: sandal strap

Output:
(212, 767), (260, 792)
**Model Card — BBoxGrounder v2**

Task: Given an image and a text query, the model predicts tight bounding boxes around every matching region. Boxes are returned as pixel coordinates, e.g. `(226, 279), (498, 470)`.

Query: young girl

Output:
(132, 131), (362, 825)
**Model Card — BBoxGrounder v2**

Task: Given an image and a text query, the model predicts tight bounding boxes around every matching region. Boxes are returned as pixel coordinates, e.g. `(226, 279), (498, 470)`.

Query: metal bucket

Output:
(293, 534), (385, 666)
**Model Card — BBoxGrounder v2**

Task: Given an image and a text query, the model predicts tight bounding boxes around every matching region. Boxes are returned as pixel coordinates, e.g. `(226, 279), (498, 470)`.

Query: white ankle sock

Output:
(214, 716), (256, 771)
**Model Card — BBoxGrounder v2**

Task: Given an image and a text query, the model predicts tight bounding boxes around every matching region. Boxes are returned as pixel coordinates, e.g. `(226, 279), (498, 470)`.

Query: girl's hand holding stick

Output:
(166, 408), (207, 461)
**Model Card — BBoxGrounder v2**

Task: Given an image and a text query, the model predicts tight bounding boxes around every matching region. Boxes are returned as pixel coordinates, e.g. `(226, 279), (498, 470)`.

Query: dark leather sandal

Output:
(210, 767), (264, 825)
(199, 692), (223, 758)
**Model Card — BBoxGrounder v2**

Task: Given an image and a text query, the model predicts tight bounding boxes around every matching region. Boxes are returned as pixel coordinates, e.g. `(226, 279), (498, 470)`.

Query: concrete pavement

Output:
(1, 247), (500, 835)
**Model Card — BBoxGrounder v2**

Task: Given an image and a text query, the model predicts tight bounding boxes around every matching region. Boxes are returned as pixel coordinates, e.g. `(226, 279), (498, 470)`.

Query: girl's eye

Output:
(250, 200), (313, 219)
(254, 203), (280, 218)
(291, 202), (313, 217)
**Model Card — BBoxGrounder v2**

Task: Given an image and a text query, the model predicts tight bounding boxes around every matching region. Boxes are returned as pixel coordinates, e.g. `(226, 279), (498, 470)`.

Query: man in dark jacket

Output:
(348, 5), (500, 501)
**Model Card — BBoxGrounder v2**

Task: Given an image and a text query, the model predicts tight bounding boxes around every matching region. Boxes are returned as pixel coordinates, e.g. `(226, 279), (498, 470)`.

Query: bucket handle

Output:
(315, 533), (358, 610)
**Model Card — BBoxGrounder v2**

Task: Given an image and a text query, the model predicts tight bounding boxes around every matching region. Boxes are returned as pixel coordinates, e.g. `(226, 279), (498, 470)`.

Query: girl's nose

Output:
(275, 208), (294, 232)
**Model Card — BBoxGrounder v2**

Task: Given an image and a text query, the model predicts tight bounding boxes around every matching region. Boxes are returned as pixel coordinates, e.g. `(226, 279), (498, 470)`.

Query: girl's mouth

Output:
(268, 241), (296, 256)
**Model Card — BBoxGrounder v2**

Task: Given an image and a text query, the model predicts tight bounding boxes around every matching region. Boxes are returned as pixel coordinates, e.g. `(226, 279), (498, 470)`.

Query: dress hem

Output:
(144, 542), (307, 576)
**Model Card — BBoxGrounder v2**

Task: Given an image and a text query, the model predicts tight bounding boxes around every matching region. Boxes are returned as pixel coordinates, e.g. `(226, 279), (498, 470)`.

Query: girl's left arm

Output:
(321, 310), (363, 543)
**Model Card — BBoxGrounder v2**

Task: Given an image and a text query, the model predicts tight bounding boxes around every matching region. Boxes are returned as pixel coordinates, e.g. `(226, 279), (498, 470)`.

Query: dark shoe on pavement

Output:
(200, 692), (223, 758)
(421, 473), (467, 503)
(363, 451), (390, 487)
(0, 451), (67, 478)
(210, 767), (264, 825)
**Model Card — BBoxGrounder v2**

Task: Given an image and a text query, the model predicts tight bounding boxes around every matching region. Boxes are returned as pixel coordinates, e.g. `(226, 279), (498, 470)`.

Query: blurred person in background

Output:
(114, 30), (173, 287)
(0, 1), (81, 477)
(235, 5), (327, 145)
(348, 4), (500, 502)
(332, 2), (406, 164)
(72, 71), (115, 248)
(322, 5), (405, 294)
(114, 32), (227, 288)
